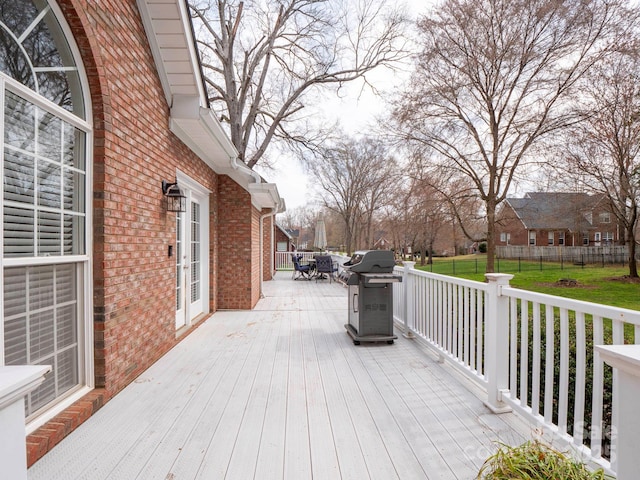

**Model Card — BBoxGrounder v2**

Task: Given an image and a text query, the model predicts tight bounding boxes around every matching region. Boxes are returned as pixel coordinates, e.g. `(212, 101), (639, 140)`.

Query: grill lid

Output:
(343, 250), (396, 273)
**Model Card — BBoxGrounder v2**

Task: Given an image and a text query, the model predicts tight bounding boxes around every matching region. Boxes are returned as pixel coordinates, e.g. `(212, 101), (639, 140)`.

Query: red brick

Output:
(24, 0), (268, 466)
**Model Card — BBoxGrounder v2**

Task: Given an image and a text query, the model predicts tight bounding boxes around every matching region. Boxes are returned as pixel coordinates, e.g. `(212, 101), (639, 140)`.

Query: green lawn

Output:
(414, 254), (640, 311)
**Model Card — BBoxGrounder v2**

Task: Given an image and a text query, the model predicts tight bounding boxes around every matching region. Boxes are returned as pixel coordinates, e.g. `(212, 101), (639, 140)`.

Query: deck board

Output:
(28, 273), (530, 480)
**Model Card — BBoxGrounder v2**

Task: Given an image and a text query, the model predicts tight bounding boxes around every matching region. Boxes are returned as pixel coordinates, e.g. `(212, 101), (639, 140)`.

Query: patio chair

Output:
(314, 255), (337, 283)
(291, 254), (311, 280)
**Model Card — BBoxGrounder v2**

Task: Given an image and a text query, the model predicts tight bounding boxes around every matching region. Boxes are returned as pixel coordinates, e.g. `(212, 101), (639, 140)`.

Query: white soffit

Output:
(136, 0), (204, 104)
(248, 182), (283, 211)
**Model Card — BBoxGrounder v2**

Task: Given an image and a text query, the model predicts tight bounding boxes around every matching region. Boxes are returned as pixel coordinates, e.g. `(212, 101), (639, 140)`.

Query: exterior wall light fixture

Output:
(162, 179), (187, 213)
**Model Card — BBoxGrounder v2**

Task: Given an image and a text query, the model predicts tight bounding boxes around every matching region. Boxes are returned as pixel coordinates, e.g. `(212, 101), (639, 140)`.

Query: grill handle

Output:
(352, 293), (358, 313)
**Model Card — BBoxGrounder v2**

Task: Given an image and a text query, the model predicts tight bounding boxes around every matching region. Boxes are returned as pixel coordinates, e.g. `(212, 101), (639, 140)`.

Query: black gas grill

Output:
(342, 250), (402, 345)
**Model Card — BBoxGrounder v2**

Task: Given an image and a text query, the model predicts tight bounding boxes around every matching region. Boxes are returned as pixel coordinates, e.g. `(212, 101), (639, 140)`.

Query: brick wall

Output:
(217, 176), (261, 309)
(262, 213), (274, 281)
(25, 0), (233, 466)
(67, 0), (223, 395)
(251, 207), (261, 305)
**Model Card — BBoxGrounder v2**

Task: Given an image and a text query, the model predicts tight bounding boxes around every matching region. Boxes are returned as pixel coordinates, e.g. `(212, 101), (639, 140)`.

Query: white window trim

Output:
(1, 0), (94, 430)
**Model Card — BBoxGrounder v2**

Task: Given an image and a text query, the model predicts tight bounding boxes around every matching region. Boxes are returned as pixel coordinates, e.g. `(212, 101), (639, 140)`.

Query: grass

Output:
(414, 255), (640, 311)
(477, 441), (612, 480)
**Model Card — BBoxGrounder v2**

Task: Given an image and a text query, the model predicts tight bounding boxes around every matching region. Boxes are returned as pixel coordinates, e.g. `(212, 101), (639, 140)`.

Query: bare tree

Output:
(306, 136), (398, 255)
(393, 0), (634, 273)
(565, 46), (640, 277)
(190, 0), (408, 169)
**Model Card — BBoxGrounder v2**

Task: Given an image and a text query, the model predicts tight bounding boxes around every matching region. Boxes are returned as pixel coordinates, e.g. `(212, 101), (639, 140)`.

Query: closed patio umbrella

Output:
(314, 218), (327, 251)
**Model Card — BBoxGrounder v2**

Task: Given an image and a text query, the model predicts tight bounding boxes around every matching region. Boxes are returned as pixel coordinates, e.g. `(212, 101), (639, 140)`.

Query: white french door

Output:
(175, 177), (209, 329)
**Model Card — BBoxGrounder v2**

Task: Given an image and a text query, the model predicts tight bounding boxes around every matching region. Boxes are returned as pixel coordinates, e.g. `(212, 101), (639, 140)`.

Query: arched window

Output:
(1, 0), (92, 423)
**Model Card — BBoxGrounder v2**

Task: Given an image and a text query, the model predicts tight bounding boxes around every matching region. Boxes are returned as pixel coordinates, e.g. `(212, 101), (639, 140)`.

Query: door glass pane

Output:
(190, 202), (200, 303)
(176, 214), (182, 311)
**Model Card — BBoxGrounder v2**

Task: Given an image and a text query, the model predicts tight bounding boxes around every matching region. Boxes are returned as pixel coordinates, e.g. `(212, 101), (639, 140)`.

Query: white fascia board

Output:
(170, 103), (285, 211)
(169, 96), (236, 171)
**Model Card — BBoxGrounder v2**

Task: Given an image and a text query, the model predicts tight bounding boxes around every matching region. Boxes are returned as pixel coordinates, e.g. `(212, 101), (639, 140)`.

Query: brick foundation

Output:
(26, 390), (106, 467)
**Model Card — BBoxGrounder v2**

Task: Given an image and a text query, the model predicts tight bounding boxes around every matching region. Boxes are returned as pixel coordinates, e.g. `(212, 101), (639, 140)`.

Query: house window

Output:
(583, 234), (590, 245)
(529, 231), (536, 245)
(1, 1), (91, 420)
(548, 232), (554, 245)
(599, 212), (611, 223)
(558, 232), (565, 245)
(595, 232), (601, 242)
(603, 232), (614, 243)
(277, 241), (288, 252)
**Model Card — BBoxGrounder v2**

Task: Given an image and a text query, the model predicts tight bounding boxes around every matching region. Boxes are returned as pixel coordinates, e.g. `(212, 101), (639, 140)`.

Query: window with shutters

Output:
(1, 0), (91, 421)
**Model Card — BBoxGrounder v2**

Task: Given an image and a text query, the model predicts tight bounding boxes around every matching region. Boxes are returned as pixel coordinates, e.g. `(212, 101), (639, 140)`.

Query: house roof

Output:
(275, 224), (293, 240)
(136, 0), (284, 212)
(505, 192), (601, 231)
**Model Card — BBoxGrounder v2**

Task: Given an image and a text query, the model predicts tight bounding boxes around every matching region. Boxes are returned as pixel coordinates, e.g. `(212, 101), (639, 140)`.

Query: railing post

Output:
(0, 365), (51, 480)
(595, 345), (640, 480)
(402, 261), (416, 339)
(484, 273), (514, 413)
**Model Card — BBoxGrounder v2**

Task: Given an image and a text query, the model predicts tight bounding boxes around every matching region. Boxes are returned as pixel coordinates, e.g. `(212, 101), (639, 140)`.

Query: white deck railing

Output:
(275, 251), (349, 276)
(275, 254), (637, 476)
(393, 262), (640, 477)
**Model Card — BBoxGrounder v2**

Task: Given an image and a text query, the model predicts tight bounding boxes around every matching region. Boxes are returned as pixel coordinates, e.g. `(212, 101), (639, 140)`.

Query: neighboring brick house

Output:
(1, 0), (284, 465)
(275, 224), (295, 252)
(495, 192), (619, 247)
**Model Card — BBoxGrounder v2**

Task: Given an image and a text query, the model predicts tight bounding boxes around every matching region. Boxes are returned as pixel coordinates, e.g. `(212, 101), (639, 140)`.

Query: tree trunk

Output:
(627, 224), (638, 278)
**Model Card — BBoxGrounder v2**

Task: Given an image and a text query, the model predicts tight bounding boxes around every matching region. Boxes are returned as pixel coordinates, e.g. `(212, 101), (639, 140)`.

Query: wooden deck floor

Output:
(28, 273), (530, 480)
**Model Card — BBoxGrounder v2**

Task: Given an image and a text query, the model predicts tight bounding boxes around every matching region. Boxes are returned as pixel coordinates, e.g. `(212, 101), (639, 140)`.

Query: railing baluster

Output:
(427, 278), (433, 340)
(456, 285), (464, 361)
(544, 304), (555, 424)
(464, 286), (470, 366)
(573, 311), (586, 446)
(520, 299), (529, 408)
(531, 302), (541, 417)
(439, 280), (444, 349)
(558, 307), (570, 435)
(510, 297), (518, 397)
(470, 287), (477, 372)
(611, 317), (625, 472)
(590, 315), (604, 460)
(478, 289), (485, 377)
(447, 282), (453, 354)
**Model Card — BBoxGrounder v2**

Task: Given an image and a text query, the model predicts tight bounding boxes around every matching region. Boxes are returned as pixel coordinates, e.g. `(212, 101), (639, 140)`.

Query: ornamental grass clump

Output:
(477, 441), (612, 480)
